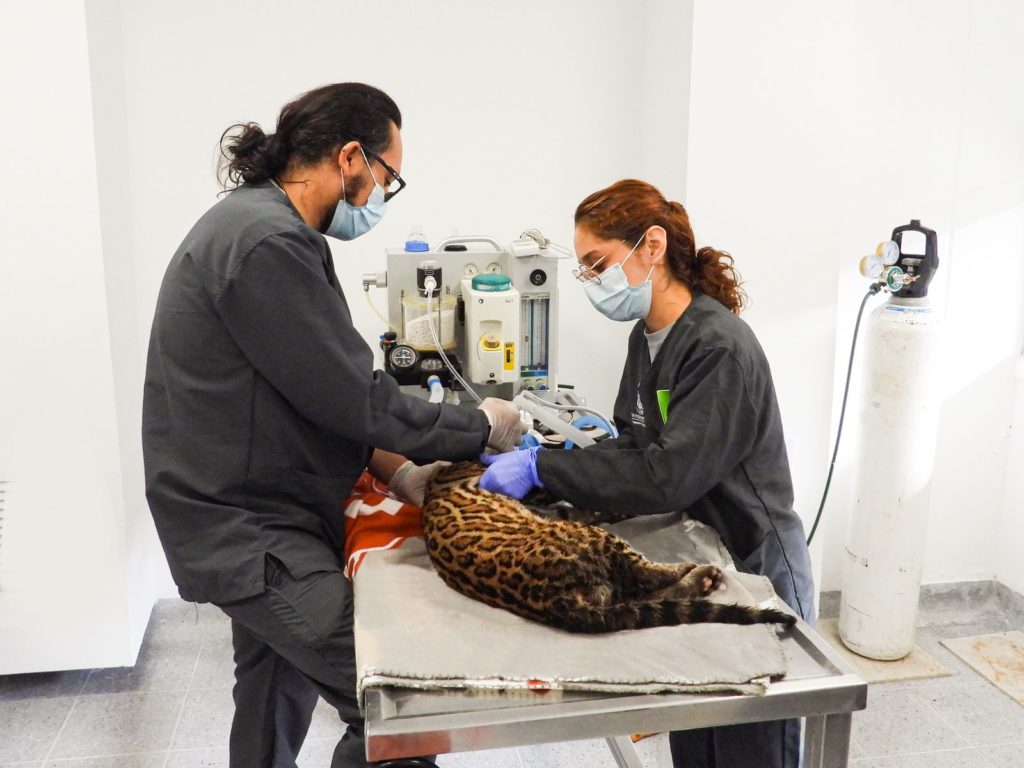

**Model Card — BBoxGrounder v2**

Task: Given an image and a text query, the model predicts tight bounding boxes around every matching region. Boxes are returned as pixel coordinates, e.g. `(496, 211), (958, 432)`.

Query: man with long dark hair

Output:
(143, 83), (521, 767)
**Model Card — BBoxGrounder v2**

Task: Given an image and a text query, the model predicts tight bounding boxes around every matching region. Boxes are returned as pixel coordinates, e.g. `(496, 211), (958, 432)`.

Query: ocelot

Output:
(421, 462), (796, 633)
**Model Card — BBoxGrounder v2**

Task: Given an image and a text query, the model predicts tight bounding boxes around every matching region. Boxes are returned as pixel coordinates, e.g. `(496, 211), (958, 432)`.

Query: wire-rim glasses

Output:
(572, 253), (610, 284)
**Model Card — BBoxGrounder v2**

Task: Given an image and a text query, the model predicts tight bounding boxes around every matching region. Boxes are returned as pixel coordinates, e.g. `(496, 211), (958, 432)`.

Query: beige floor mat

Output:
(941, 631), (1024, 706)
(817, 618), (952, 683)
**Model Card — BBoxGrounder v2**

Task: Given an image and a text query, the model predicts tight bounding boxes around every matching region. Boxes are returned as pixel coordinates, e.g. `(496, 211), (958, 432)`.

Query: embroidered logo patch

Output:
(631, 390), (645, 427)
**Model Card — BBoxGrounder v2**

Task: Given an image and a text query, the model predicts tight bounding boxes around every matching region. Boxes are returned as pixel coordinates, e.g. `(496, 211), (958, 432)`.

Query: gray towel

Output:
(354, 514), (790, 706)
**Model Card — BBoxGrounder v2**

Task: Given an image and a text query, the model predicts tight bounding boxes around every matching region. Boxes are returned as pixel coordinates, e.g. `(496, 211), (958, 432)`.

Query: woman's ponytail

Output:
(691, 246), (746, 314)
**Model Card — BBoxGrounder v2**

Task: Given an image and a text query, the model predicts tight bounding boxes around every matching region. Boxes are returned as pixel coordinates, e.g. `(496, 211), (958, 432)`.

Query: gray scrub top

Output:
(142, 182), (488, 603)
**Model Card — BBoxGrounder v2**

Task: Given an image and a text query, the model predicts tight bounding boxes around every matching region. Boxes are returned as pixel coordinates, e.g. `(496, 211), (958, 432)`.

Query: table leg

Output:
(605, 735), (646, 768)
(804, 712), (853, 768)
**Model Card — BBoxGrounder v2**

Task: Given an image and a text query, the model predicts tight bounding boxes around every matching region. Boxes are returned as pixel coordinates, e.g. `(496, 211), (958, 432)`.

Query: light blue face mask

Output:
(325, 147), (387, 241)
(582, 234), (655, 321)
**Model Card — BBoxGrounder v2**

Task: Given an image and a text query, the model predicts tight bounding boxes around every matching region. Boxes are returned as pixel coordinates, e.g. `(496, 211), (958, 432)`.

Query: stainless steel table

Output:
(364, 619), (867, 767)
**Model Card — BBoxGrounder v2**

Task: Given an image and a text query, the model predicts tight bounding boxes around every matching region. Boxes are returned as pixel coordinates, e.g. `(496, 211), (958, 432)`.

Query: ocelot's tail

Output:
(554, 596), (797, 634)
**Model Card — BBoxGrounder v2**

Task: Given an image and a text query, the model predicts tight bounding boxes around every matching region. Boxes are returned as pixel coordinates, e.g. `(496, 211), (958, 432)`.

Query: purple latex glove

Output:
(479, 446), (543, 500)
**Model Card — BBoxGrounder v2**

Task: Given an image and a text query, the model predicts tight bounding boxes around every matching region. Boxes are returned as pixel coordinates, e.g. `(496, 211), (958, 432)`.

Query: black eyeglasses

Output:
(365, 150), (406, 202)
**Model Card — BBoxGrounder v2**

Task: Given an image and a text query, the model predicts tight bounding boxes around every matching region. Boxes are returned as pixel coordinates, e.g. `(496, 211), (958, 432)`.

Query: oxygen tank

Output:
(839, 221), (940, 660)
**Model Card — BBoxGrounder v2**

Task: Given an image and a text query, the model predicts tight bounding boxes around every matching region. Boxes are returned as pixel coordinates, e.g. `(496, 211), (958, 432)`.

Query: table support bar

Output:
(606, 735), (646, 768)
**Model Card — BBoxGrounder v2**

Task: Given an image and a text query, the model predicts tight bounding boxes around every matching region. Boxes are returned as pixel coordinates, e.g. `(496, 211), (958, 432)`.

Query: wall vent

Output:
(0, 476), (7, 592)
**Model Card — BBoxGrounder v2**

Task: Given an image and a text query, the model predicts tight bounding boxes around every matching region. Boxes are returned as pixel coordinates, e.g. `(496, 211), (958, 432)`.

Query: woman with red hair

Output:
(481, 179), (814, 768)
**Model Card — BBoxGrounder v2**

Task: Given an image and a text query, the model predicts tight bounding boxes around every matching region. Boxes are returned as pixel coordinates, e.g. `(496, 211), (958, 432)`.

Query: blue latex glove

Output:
(479, 446), (543, 500)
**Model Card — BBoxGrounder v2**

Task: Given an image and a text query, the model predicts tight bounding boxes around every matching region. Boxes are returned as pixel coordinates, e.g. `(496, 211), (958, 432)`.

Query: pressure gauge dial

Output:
(877, 240), (900, 266)
(389, 345), (418, 369)
(859, 254), (884, 279)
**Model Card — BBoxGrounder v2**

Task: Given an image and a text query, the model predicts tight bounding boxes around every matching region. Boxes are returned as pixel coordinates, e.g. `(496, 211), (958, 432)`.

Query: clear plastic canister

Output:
(402, 292), (456, 350)
(404, 225), (429, 252)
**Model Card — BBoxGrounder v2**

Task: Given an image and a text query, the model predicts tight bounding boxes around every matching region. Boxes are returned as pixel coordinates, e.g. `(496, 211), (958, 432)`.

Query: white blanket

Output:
(353, 512), (791, 706)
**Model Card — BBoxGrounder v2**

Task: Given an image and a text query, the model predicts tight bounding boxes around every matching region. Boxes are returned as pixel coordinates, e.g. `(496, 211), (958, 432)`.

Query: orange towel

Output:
(341, 471), (424, 578)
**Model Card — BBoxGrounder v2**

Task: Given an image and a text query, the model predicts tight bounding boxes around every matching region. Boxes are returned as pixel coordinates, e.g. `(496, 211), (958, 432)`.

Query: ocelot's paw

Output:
(687, 565), (722, 596)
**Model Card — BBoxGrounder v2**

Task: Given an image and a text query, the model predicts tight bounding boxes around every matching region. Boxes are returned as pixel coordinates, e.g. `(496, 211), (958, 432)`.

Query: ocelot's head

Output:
(424, 461), (485, 502)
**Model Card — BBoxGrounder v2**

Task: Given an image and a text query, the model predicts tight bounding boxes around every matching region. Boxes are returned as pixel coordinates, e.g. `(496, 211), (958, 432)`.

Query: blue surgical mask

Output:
(325, 147), (388, 241)
(582, 235), (654, 321)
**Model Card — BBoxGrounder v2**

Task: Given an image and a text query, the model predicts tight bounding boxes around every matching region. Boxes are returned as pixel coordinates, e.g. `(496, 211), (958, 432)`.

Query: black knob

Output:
(380, 331), (398, 352)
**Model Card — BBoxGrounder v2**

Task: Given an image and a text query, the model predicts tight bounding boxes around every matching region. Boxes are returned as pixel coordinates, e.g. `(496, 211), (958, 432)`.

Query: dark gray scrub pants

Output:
(216, 555), (371, 768)
(670, 517), (815, 768)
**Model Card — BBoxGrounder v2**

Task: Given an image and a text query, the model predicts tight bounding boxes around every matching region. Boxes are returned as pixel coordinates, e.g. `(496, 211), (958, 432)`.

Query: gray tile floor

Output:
(836, 582), (1024, 768)
(0, 583), (1021, 767)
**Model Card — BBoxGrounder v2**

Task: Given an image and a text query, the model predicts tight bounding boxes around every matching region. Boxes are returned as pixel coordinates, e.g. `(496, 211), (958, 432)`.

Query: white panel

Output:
(0, 0), (144, 672)
(998, 362), (1024, 595)
(85, 0), (161, 646)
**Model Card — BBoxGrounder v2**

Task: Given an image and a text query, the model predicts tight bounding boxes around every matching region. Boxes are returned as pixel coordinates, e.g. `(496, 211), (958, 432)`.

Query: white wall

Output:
(0, 0), (153, 671)
(114, 0), (693, 596)
(6, 0), (1020, 632)
(687, 0), (1024, 593)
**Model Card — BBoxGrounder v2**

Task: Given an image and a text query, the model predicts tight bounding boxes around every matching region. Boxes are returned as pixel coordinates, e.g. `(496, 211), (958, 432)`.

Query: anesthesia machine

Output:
(362, 230), (615, 448)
